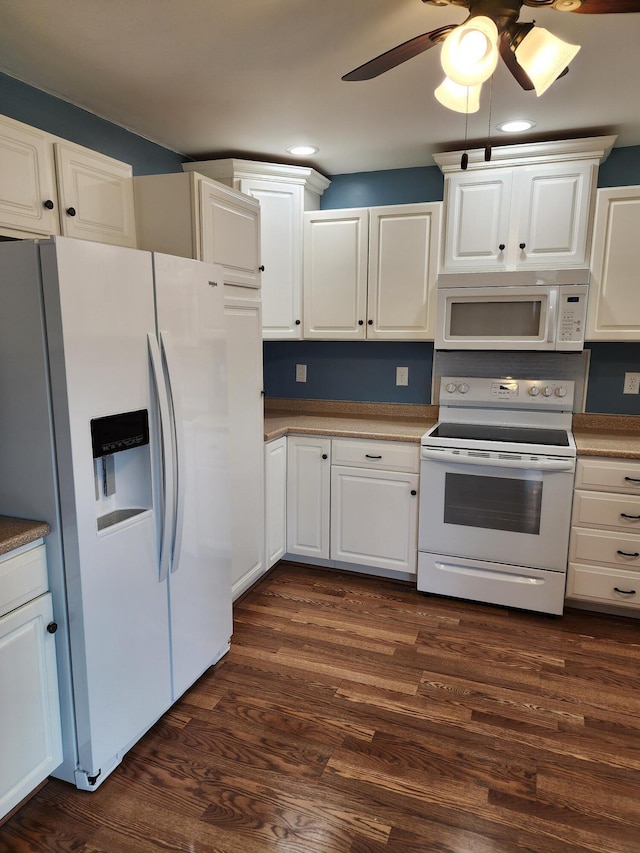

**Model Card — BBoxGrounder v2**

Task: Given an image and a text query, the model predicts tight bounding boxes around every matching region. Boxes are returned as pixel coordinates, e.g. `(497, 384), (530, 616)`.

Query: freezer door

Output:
(40, 238), (172, 782)
(152, 253), (232, 699)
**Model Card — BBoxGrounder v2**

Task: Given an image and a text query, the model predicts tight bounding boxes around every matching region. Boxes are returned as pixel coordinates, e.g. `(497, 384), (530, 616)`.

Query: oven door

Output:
(419, 449), (575, 571)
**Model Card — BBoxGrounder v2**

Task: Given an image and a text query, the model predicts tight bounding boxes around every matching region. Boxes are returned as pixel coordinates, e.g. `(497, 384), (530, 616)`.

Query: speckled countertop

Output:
(572, 414), (640, 459)
(264, 399), (438, 443)
(0, 516), (50, 556)
(265, 399), (640, 459)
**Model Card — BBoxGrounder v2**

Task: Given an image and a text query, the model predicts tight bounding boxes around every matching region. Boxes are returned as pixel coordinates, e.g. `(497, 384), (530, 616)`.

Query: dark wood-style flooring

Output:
(2, 560), (640, 853)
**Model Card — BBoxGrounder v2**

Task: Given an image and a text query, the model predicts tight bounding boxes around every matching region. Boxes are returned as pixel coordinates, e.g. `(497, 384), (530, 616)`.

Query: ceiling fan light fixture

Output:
(440, 16), (500, 87)
(515, 27), (580, 96)
(434, 77), (481, 113)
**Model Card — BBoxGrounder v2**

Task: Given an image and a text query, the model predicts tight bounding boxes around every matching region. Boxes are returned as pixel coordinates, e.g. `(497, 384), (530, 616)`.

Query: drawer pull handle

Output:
(620, 513), (640, 520)
(614, 587), (637, 596)
(365, 454), (382, 459)
(616, 550), (640, 558)
(624, 476), (640, 483)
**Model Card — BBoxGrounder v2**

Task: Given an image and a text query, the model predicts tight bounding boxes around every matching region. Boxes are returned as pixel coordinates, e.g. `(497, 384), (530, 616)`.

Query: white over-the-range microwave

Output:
(435, 269), (590, 351)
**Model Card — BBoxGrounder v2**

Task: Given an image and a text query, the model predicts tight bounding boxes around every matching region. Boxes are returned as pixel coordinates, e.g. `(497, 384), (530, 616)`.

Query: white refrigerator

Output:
(0, 237), (232, 789)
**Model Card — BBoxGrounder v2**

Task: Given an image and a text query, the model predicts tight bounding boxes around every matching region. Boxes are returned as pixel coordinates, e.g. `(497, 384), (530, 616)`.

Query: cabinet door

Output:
(239, 179), (303, 339)
(442, 169), (512, 271)
(54, 142), (137, 247)
(225, 298), (265, 600)
(287, 436), (331, 558)
(0, 592), (62, 820)
(265, 436), (287, 569)
(331, 466), (418, 574)
(0, 114), (59, 238)
(515, 162), (594, 269)
(587, 186), (640, 340)
(200, 179), (261, 289)
(303, 209), (368, 339)
(368, 203), (441, 340)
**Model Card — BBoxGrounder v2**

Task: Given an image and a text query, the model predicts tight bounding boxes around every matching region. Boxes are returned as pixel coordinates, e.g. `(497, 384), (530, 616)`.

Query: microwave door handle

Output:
(546, 287), (558, 346)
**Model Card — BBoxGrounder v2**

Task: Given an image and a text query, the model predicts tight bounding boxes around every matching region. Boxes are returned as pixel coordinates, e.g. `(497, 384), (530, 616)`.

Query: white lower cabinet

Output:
(265, 437), (287, 569)
(567, 457), (640, 611)
(285, 435), (419, 577)
(286, 436), (331, 560)
(0, 543), (62, 821)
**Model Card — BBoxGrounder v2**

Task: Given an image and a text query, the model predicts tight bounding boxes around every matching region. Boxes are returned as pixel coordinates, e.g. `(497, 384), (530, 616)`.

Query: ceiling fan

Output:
(343, 0), (640, 98)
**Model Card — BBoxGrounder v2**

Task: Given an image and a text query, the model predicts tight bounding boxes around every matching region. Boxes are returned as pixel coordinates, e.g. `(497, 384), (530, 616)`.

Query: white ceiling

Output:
(1, 0), (639, 176)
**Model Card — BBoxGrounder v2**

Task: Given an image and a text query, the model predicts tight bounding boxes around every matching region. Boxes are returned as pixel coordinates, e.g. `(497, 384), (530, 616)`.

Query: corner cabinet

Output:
(434, 136), (616, 273)
(265, 436), (287, 570)
(286, 436), (331, 560)
(183, 160), (330, 340)
(303, 202), (442, 340)
(1, 542), (62, 821)
(586, 186), (640, 340)
(0, 113), (137, 247)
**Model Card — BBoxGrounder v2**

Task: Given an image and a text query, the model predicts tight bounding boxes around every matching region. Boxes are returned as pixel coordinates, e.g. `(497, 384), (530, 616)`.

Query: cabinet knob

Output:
(368, 319), (373, 325)
(66, 207), (77, 217)
(322, 453), (328, 460)
(259, 265), (265, 272)
(498, 243), (505, 251)
(47, 622), (58, 634)
(358, 320), (364, 326)
(43, 199), (55, 210)
(519, 242), (526, 250)
(410, 490), (417, 496)
(295, 319), (301, 325)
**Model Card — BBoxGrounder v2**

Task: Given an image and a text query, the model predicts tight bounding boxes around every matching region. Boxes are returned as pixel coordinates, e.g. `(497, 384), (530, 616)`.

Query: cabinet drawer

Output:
(572, 489), (640, 532)
(0, 543), (47, 618)
(575, 457), (640, 494)
(569, 527), (640, 571)
(331, 439), (419, 473)
(567, 563), (640, 609)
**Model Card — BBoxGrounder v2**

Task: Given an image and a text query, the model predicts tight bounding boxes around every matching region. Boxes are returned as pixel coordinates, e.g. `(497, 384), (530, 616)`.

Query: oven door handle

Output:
(421, 448), (574, 471)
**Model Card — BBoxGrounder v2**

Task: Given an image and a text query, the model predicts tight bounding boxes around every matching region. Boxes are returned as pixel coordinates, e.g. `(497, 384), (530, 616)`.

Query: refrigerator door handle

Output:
(160, 330), (185, 575)
(148, 333), (174, 583)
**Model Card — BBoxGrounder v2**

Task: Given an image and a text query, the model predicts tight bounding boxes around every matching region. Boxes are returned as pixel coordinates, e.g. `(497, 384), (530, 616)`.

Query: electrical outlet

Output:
(623, 372), (640, 394)
(396, 366), (409, 387)
(295, 363), (307, 383)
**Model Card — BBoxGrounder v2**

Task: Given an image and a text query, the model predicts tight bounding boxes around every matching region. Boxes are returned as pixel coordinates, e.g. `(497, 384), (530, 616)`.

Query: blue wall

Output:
(4, 70), (639, 414)
(0, 71), (185, 175)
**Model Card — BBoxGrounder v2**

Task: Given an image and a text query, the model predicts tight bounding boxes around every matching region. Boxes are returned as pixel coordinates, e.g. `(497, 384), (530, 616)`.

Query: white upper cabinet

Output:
(303, 202), (441, 340)
(55, 142), (137, 247)
(133, 172), (261, 291)
(0, 113), (137, 247)
(586, 185), (640, 340)
(435, 136), (616, 273)
(183, 160), (331, 339)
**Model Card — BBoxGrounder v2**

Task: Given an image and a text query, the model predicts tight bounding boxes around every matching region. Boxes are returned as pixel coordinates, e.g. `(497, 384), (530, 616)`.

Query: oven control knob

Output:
(529, 385), (541, 397)
(445, 382), (457, 394)
(555, 386), (567, 397)
(542, 386), (554, 397)
(457, 382), (469, 394)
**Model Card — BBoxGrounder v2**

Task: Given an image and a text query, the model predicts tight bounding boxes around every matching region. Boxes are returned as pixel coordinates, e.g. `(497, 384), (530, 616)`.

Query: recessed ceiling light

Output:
(496, 119), (536, 133)
(286, 145), (319, 156)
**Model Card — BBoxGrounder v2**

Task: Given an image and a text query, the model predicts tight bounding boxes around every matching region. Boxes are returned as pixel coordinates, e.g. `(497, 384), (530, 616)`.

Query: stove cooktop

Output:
(429, 422), (571, 447)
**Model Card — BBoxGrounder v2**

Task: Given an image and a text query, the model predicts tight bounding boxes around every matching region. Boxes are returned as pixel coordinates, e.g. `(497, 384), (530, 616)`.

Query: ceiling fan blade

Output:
(563, 0), (640, 11)
(498, 31), (535, 90)
(342, 24), (457, 81)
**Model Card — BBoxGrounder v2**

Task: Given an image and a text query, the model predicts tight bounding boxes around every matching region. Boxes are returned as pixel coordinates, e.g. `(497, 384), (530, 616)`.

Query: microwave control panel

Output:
(557, 285), (589, 346)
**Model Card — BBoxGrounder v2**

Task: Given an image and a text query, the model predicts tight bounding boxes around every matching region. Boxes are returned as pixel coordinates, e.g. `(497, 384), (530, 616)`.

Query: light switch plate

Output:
(296, 363), (307, 383)
(396, 366), (409, 386)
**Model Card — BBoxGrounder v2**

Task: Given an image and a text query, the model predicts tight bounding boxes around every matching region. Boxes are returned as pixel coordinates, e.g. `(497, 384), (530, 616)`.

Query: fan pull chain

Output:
(485, 74), (494, 162)
(461, 88), (470, 170)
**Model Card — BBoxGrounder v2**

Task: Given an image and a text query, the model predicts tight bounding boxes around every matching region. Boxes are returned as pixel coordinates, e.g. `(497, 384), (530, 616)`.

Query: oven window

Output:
(449, 300), (542, 338)
(444, 472), (542, 535)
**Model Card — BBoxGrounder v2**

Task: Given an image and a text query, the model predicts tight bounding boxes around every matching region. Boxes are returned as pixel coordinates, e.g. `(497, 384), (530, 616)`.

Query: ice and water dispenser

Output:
(91, 409), (153, 532)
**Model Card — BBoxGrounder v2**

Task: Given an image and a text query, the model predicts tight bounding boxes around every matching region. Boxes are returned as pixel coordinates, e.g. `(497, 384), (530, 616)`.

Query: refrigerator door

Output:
(152, 254), (232, 699)
(40, 238), (172, 783)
